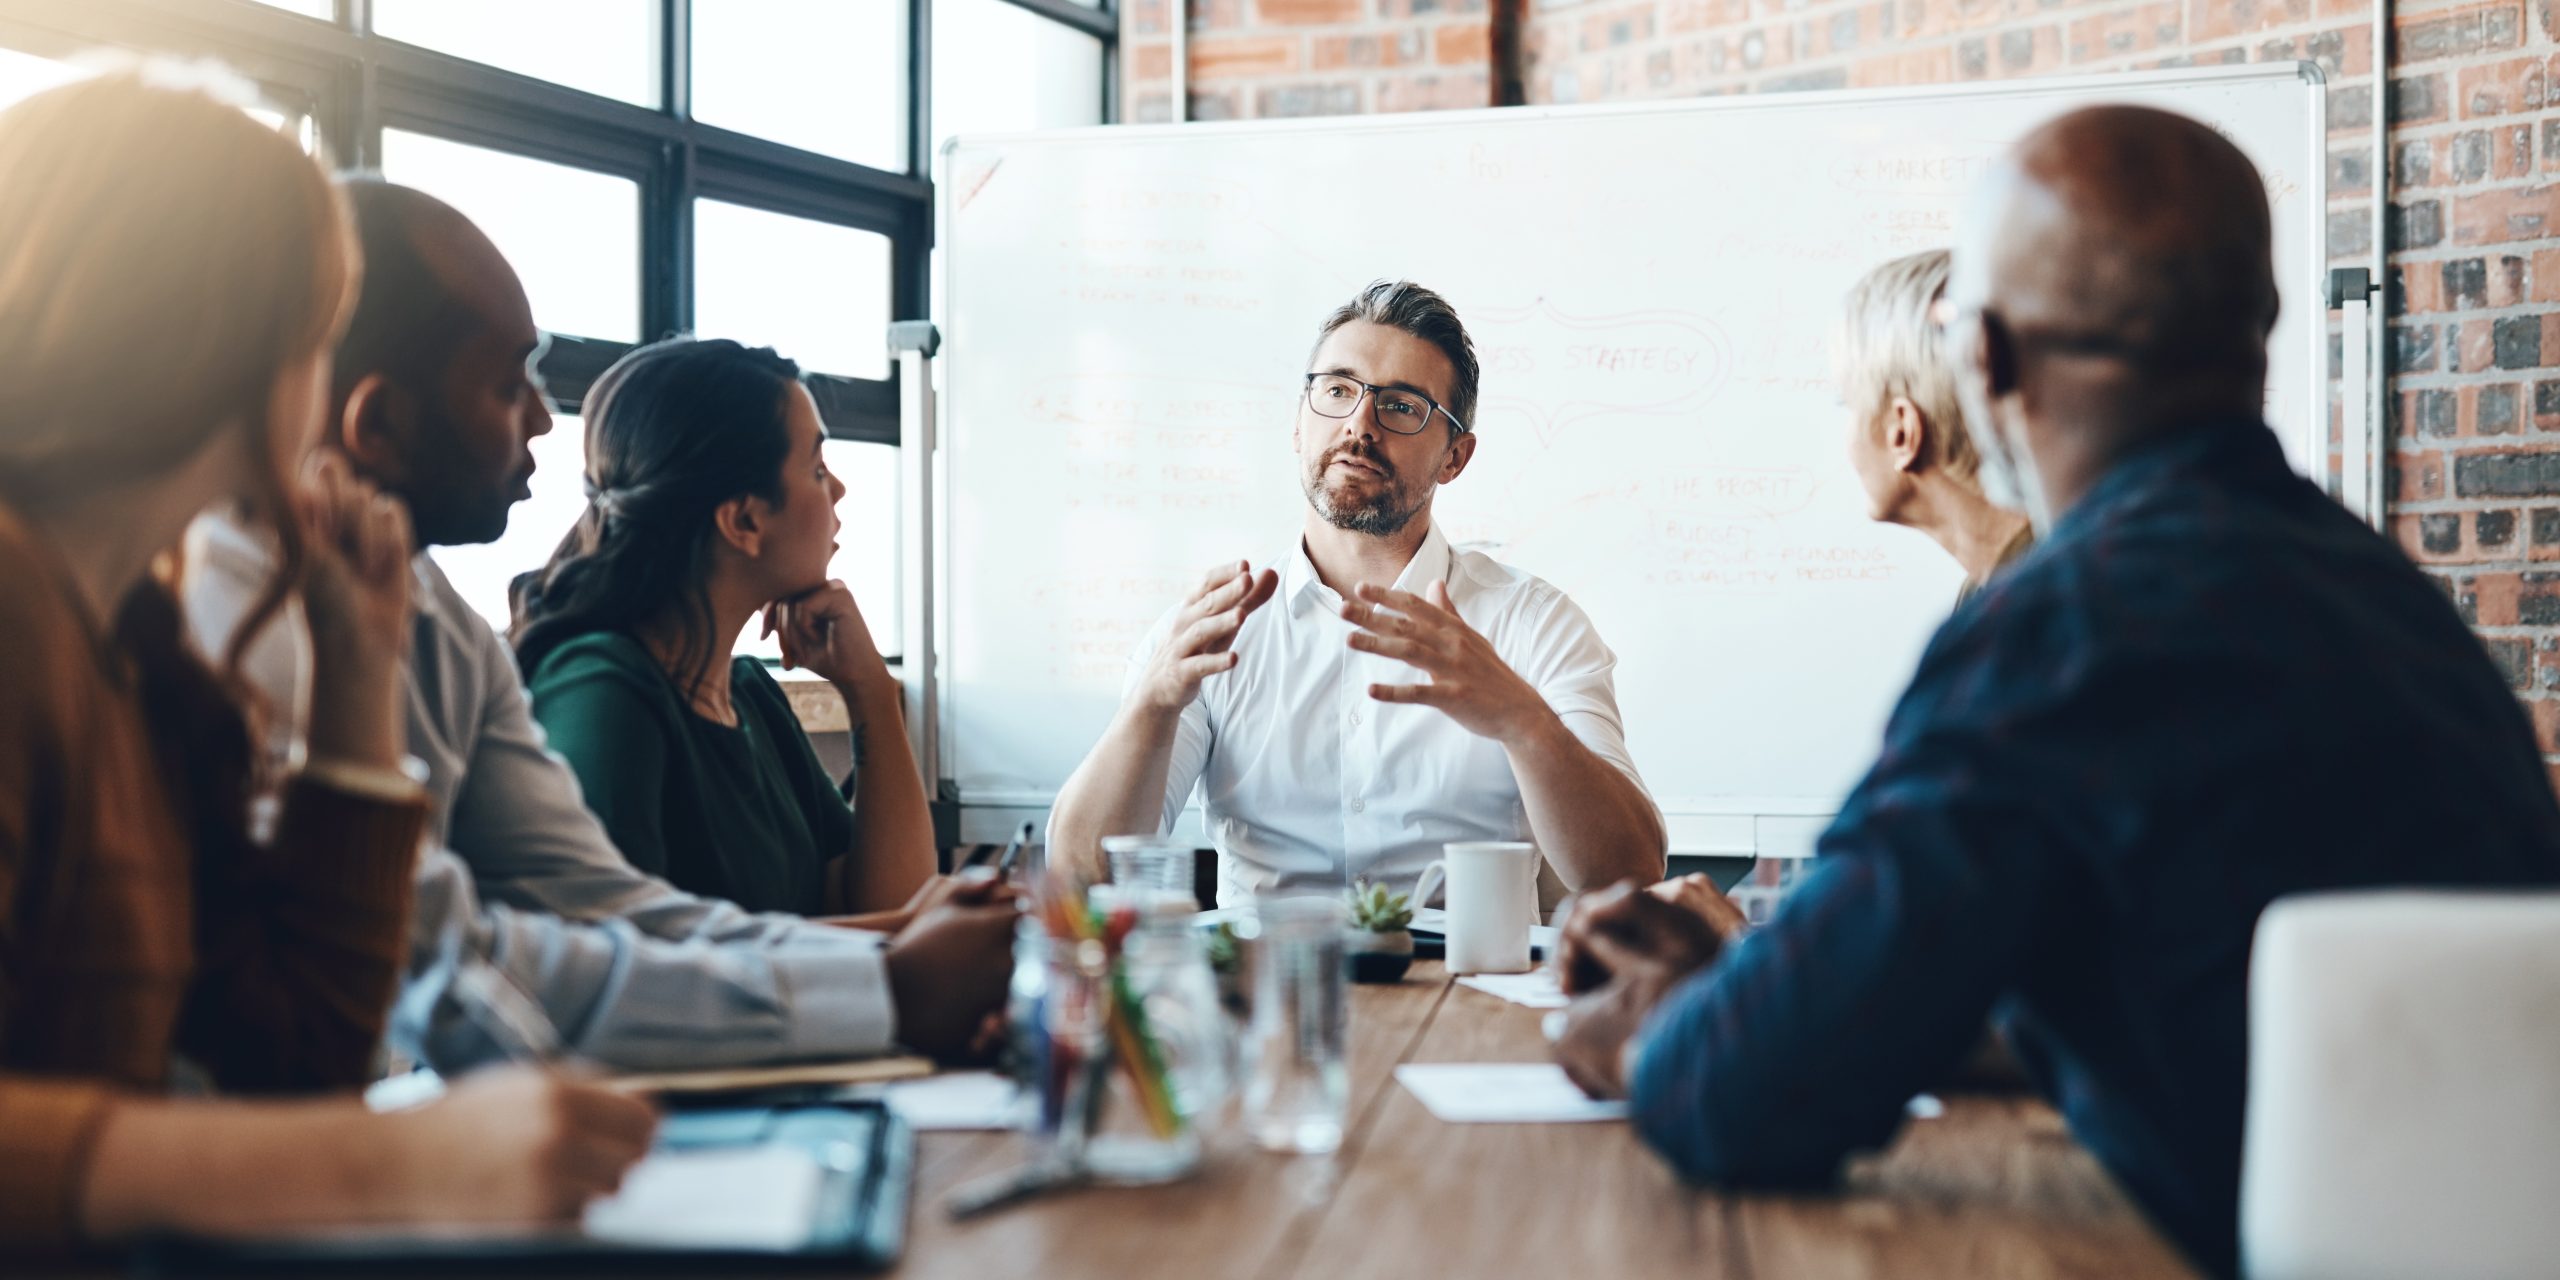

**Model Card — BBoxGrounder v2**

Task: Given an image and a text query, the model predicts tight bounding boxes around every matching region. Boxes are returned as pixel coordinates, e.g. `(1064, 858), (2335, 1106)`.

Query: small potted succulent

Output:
(1203, 918), (1249, 1019)
(1345, 879), (1416, 983)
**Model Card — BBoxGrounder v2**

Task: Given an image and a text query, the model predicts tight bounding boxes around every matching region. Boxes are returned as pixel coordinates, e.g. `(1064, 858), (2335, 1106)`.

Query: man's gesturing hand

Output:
(1135, 561), (1279, 714)
(1341, 580), (1552, 745)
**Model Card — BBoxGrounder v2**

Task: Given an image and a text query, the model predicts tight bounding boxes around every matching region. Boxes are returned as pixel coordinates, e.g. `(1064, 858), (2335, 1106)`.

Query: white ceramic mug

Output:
(1411, 841), (1538, 975)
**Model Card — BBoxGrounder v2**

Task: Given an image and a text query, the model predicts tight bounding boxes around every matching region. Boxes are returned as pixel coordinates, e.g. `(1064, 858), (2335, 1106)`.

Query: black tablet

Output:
(136, 1101), (914, 1276)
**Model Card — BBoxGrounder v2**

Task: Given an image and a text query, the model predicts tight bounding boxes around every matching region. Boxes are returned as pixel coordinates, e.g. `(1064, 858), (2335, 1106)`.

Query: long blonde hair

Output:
(0, 61), (358, 932)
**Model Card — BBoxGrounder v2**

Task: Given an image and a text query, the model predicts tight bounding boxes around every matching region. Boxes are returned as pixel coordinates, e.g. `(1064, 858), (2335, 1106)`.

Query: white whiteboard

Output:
(936, 65), (2328, 839)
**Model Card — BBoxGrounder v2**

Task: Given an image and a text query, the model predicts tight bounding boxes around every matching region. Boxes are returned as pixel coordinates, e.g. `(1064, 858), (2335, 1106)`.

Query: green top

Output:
(524, 632), (854, 916)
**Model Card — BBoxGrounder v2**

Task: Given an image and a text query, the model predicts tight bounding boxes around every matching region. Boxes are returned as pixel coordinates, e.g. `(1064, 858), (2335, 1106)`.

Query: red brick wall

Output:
(1120, 0), (1499, 120)
(1115, 0), (2560, 777)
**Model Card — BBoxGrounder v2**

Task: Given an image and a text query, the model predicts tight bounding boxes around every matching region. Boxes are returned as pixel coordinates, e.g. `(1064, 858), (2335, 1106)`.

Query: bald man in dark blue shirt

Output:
(1552, 106), (2560, 1280)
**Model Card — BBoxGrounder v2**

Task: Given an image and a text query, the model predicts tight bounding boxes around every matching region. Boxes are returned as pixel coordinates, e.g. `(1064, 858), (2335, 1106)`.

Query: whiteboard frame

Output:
(927, 62), (2334, 846)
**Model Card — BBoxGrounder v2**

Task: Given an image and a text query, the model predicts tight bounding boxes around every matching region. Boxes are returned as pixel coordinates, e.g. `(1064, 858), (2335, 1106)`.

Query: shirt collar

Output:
(2046, 416), (2286, 546)
(1283, 522), (1455, 618)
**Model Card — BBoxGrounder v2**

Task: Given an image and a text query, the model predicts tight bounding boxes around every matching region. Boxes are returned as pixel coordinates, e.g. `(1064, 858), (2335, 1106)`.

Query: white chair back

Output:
(2243, 891), (2560, 1280)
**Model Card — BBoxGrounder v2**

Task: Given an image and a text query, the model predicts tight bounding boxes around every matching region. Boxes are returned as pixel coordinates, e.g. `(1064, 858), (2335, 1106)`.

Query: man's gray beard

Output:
(1304, 467), (1422, 537)
(1962, 391), (2053, 533)
(1976, 425), (2052, 532)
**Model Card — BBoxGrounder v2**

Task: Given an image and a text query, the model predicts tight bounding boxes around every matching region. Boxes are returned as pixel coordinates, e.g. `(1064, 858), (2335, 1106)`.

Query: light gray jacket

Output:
(184, 512), (895, 1071)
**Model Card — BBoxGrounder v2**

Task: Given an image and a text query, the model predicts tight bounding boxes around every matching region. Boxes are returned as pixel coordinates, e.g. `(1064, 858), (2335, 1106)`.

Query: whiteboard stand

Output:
(2330, 268), (2385, 529)
(889, 320), (946, 837)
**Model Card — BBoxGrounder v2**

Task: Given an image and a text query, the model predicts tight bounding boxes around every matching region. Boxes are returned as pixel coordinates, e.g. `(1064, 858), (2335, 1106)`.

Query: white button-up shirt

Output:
(1129, 523), (1653, 905)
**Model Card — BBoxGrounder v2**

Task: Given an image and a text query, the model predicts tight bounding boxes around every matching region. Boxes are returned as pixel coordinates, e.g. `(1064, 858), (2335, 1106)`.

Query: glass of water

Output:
(1241, 893), (1349, 1154)
(1100, 834), (1198, 919)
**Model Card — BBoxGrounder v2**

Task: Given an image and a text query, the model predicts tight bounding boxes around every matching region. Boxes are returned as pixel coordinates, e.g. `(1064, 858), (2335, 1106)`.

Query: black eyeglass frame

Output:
(1301, 372), (1469, 436)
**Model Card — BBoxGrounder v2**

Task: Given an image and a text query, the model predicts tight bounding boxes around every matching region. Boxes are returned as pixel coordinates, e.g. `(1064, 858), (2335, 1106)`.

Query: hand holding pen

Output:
(957, 821), (1038, 881)
(388, 952), (660, 1221)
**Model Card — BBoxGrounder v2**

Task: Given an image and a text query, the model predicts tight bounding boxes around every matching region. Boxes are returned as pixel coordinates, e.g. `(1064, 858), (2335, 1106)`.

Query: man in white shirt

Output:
(1050, 281), (1666, 904)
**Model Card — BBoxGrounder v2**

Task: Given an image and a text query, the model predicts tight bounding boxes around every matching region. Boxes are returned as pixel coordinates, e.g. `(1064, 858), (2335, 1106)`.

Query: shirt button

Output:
(1349, 710), (1362, 726)
(1350, 799), (1366, 814)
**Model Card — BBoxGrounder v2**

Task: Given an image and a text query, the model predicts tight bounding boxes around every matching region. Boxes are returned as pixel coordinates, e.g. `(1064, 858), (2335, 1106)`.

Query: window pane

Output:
(375, 0), (657, 107)
(380, 129), (640, 342)
(693, 0), (904, 171)
(0, 47), (80, 113)
(436, 428), (900, 660)
(248, 0), (336, 17)
(930, 0), (1104, 162)
(738, 441), (902, 660)
(694, 200), (893, 380)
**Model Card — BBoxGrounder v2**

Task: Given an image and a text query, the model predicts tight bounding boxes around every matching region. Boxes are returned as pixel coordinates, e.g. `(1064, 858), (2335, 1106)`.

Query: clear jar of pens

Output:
(1009, 895), (1229, 1185)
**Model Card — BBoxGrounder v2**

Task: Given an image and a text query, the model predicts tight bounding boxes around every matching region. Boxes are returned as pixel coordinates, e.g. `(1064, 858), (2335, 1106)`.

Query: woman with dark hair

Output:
(0, 64), (652, 1256)
(511, 338), (936, 917)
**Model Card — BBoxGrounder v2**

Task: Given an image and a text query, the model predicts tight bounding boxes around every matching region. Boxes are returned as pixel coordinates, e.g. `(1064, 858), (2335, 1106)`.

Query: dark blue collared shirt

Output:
(1627, 419), (2560, 1277)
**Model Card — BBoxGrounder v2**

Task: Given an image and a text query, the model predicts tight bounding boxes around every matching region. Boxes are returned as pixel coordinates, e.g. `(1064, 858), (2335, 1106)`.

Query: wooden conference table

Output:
(899, 961), (2196, 1279)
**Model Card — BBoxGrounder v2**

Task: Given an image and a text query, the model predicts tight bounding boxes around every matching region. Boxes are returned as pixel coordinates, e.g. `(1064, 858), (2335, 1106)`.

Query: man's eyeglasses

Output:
(1303, 373), (1467, 436)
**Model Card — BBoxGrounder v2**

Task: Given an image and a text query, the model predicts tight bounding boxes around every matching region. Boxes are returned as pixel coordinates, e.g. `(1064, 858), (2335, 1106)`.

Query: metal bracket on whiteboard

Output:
(2329, 268), (2384, 530)
(890, 321), (943, 837)
(888, 320), (941, 359)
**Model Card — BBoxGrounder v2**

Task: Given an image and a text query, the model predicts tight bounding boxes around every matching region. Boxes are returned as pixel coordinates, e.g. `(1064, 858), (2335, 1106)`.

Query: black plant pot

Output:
(1348, 930), (1415, 983)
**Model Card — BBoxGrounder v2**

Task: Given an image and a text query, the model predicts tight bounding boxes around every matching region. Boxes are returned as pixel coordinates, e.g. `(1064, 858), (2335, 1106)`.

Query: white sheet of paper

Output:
(1396, 1063), (1629, 1124)
(883, 1071), (1021, 1130)
(1456, 969), (1570, 1009)
(582, 1146), (824, 1250)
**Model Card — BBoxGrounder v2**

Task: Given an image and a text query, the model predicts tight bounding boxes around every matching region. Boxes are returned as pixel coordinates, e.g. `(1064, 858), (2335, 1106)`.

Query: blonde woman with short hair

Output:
(1644, 250), (2038, 927)
(0, 62), (651, 1257)
(1835, 248), (2034, 601)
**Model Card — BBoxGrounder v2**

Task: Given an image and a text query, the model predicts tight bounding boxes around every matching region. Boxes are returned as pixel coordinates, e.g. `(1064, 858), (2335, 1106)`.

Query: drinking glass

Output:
(1100, 834), (1198, 918)
(1240, 893), (1349, 1154)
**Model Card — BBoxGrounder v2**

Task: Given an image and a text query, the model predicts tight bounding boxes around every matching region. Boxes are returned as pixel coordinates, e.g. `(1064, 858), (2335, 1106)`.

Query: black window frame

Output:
(0, 0), (1120, 443)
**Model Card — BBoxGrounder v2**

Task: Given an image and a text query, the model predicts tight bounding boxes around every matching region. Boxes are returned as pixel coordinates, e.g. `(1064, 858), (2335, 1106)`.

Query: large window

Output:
(373, 0), (659, 107)
(378, 129), (643, 343)
(693, 0), (908, 171)
(695, 200), (897, 381)
(0, 0), (1115, 661)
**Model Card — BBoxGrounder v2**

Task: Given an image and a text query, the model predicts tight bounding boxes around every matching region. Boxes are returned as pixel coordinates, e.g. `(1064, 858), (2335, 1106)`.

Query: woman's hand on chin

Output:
(763, 579), (894, 694)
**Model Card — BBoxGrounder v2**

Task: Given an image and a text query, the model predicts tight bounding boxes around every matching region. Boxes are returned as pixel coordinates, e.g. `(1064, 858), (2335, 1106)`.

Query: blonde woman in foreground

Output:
(0, 63), (651, 1257)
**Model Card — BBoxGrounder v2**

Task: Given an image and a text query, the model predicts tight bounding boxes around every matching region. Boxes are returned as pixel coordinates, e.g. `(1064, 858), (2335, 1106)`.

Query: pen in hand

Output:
(996, 821), (1037, 879)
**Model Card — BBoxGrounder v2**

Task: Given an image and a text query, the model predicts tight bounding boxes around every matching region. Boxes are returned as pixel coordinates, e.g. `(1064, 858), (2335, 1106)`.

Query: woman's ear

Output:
(714, 494), (765, 558)
(1886, 397), (1931, 474)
